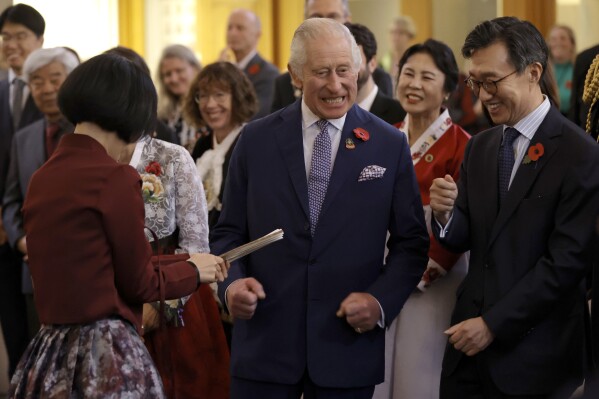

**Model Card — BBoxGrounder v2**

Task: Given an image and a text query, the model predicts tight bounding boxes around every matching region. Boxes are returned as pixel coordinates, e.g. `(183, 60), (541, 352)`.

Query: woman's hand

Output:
(142, 303), (160, 335)
(188, 254), (230, 283)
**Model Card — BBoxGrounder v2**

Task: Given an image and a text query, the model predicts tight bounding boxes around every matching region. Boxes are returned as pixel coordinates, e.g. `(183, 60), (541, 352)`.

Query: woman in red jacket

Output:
(8, 53), (228, 399)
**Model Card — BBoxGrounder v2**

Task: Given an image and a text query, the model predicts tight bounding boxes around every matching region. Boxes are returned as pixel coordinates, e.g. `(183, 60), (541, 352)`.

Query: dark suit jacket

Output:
(270, 68), (393, 113)
(569, 44), (599, 128)
(211, 101), (429, 388)
(244, 53), (279, 120)
(3, 119), (73, 293)
(369, 90), (405, 125)
(0, 78), (43, 199)
(432, 106), (599, 395)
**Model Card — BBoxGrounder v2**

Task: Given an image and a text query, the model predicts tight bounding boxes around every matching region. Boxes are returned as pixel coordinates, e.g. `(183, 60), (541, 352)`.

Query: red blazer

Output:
(22, 134), (198, 332)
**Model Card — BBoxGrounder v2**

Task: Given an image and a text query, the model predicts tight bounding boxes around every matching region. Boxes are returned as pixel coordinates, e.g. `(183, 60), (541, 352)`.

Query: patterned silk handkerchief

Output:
(358, 165), (386, 182)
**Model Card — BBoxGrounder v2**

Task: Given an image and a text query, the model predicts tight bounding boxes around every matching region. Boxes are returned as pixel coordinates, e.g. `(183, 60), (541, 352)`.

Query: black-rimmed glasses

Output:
(465, 70), (518, 96)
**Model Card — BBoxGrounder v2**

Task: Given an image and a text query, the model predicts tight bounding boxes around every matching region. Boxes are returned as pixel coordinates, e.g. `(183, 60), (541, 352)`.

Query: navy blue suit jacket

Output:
(211, 101), (429, 388)
(433, 106), (599, 395)
(244, 53), (279, 120)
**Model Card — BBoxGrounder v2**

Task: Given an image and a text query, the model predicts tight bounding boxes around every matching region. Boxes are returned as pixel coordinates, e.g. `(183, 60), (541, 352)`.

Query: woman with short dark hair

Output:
(8, 53), (228, 398)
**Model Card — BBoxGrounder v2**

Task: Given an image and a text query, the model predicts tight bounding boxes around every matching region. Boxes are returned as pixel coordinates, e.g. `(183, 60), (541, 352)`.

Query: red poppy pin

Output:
(145, 161), (162, 176)
(247, 64), (260, 75)
(522, 143), (544, 164)
(353, 127), (370, 142)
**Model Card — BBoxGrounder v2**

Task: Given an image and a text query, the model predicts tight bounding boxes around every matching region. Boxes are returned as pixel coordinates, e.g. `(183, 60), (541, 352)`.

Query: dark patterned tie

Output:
(308, 120), (332, 236)
(498, 127), (520, 207)
(12, 78), (25, 130)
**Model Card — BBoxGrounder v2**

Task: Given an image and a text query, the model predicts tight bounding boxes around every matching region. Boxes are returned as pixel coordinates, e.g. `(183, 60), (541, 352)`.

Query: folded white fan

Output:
(220, 229), (284, 262)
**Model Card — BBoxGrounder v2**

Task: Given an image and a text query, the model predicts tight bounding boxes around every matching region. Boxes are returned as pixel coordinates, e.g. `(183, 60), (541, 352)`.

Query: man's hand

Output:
(445, 317), (494, 356)
(226, 278), (266, 320)
(336, 292), (381, 333)
(430, 174), (458, 226)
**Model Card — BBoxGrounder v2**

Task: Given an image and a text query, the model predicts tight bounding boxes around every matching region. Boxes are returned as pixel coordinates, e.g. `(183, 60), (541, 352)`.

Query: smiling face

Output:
(1, 22), (43, 75)
(160, 56), (198, 98)
(290, 36), (357, 120)
(469, 41), (543, 126)
(397, 52), (446, 120)
(29, 61), (68, 121)
(548, 26), (574, 63)
(197, 82), (234, 135)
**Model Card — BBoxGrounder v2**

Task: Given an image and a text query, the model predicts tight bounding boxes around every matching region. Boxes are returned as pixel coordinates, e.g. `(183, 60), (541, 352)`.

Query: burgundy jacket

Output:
(22, 134), (197, 332)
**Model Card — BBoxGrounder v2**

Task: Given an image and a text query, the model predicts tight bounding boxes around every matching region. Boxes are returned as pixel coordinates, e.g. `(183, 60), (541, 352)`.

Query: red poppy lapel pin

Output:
(522, 143), (544, 164)
(247, 64), (260, 75)
(353, 127), (370, 142)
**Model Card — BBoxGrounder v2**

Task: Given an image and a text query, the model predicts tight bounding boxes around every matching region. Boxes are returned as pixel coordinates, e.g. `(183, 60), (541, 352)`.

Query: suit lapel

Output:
(480, 126), (502, 241)
(487, 109), (561, 249)
(320, 105), (371, 216)
(275, 101), (310, 219)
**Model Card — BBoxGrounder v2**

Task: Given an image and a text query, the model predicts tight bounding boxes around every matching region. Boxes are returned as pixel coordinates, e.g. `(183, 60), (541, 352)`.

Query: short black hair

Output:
(58, 53), (157, 143)
(398, 39), (459, 94)
(462, 16), (548, 78)
(104, 46), (151, 77)
(344, 22), (377, 63)
(0, 4), (45, 37)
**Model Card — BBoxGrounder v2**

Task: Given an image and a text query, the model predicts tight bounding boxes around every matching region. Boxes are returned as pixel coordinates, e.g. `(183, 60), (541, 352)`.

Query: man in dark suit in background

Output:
(0, 3), (44, 378)
(222, 8), (279, 120)
(211, 18), (429, 399)
(3, 47), (78, 342)
(430, 17), (599, 398)
(569, 43), (599, 128)
(345, 22), (405, 125)
(270, 0), (393, 112)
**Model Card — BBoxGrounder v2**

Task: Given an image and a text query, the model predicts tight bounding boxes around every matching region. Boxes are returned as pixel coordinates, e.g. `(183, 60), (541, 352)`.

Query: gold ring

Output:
(355, 327), (362, 334)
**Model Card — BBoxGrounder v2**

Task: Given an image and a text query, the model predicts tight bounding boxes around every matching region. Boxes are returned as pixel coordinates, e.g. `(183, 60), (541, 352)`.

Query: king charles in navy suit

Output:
(430, 17), (599, 398)
(210, 18), (429, 399)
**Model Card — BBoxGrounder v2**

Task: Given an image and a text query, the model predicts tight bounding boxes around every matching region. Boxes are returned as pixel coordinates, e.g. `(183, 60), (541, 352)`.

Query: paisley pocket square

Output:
(358, 165), (386, 181)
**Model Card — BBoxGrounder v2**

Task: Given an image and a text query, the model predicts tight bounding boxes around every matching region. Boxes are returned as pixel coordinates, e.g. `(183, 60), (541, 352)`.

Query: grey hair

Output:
(304, 0), (350, 20)
(22, 47), (79, 82)
(156, 44), (202, 120)
(288, 18), (361, 80)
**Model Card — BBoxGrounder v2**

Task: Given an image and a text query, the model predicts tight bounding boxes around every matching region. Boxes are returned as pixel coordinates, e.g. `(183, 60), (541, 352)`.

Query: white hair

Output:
(22, 47), (80, 82)
(288, 18), (361, 81)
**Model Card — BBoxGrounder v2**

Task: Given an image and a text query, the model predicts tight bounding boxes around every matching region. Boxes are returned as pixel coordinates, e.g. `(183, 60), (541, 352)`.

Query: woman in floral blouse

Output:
(109, 47), (230, 399)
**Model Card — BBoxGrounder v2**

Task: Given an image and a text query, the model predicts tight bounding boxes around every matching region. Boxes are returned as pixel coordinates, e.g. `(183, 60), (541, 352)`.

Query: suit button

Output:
(484, 264), (489, 269)
(304, 222), (310, 231)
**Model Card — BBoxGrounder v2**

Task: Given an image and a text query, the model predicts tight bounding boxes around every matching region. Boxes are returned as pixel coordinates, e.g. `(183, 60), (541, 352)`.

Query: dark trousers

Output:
(0, 244), (29, 378)
(231, 370), (375, 399)
(440, 353), (576, 399)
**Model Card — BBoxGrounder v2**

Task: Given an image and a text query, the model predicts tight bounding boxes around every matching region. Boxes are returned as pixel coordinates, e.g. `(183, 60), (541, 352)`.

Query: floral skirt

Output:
(9, 318), (165, 399)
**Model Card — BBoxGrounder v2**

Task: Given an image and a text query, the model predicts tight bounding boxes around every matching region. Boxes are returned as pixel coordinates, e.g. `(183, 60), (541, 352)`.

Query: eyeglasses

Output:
(194, 90), (230, 104)
(1, 31), (32, 44)
(465, 70), (518, 96)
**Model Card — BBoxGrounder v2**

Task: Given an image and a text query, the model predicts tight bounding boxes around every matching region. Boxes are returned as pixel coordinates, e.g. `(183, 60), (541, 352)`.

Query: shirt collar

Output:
(506, 95), (551, 141)
(358, 84), (378, 112)
(237, 50), (258, 70)
(301, 98), (347, 132)
(8, 68), (20, 84)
